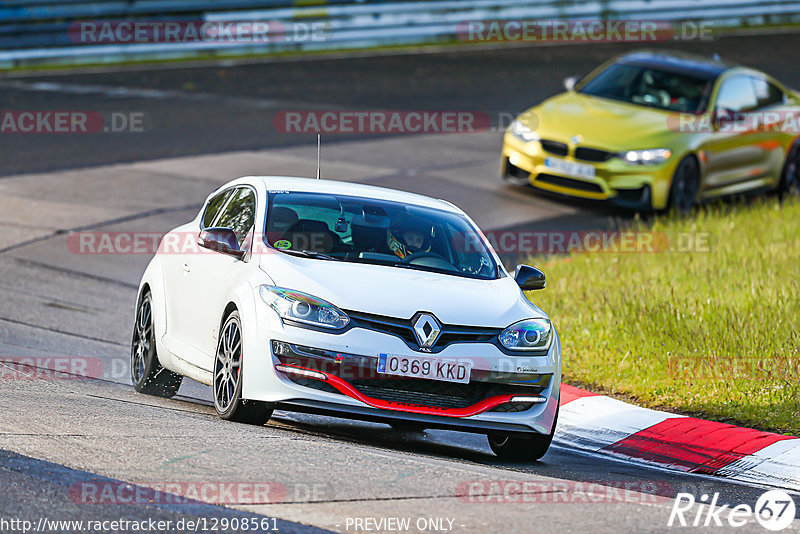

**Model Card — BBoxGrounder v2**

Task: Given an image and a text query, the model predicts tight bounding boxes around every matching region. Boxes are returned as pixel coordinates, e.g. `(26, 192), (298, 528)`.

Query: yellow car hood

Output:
(522, 92), (677, 150)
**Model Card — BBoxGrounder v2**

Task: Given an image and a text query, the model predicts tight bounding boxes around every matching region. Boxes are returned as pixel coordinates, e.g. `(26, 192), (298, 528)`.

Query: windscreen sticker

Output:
(274, 240), (292, 250)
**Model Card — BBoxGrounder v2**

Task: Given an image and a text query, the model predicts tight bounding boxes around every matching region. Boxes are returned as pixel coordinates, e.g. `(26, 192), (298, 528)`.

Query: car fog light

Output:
(275, 364), (327, 380)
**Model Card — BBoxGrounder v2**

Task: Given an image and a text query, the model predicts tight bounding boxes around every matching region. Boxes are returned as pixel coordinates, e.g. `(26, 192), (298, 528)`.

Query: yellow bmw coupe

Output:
(501, 50), (800, 212)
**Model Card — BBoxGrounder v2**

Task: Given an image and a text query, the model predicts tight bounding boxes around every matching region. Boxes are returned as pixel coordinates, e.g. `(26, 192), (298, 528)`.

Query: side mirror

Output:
(713, 107), (736, 129)
(199, 227), (245, 259)
(515, 264), (546, 291)
(563, 75), (580, 91)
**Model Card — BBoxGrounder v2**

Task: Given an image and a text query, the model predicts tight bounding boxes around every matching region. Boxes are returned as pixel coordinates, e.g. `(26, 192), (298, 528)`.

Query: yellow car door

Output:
(700, 74), (767, 196)
(749, 74), (798, 188)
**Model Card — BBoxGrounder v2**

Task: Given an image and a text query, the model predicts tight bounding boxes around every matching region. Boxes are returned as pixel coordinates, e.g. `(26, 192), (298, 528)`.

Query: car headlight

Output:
(508, 120), (539, 143)
(499, 318), (552, 351)
(621, 148), (672, 166)
(259, 285), (349, 330)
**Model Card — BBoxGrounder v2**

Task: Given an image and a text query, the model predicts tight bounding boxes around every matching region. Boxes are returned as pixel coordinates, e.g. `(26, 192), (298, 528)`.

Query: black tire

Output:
(131, 292), (182, 398)
(667, 156), (700, 215)
(779, 142), (800, 199)
(488, 405), (558, 461)
(213, 310), (273, 425)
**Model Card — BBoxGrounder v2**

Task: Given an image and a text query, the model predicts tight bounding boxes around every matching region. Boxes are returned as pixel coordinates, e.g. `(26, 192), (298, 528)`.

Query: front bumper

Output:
(273, 341), (550, 417)
(241, 316), (561, 435)
(501, 135), (677, 210)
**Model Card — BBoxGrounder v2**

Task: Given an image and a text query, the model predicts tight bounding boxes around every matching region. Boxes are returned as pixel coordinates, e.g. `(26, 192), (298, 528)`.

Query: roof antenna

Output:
(316, 134), (321, 180)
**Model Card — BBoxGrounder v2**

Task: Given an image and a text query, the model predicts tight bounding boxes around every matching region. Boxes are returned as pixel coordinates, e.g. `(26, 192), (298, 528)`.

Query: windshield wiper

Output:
(392, 262), (456, 274)
(278, 249), (340, 261)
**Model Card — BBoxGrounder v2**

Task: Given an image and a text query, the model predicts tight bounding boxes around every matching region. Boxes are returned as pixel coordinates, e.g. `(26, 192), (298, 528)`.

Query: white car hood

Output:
(259, 253), (544, 328)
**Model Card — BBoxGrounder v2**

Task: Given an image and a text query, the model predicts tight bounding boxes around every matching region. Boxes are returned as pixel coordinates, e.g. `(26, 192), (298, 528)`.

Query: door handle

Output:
(182, 263), (191, 273)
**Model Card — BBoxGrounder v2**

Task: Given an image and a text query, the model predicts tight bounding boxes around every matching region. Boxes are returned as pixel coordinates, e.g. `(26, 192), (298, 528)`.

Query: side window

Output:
(752, 76), (785, 108)
(202, 190), (231, 229)
(715, 75), (758, 113)
(213, 187), (257, 247)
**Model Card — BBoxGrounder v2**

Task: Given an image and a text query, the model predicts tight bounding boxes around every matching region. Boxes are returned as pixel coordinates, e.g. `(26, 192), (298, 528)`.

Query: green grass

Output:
(531, 197), (800, 435)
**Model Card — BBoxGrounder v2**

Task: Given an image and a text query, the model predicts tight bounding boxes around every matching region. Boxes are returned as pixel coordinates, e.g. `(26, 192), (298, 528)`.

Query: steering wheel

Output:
(642, 90), (670, 108)
(400, 251), (446, 264)
(399, 251), (458, 271)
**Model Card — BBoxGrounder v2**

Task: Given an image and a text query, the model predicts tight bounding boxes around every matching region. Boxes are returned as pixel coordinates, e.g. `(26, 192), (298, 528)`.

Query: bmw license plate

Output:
(377, 353), (471, 384)
(545, 157), (596, 179)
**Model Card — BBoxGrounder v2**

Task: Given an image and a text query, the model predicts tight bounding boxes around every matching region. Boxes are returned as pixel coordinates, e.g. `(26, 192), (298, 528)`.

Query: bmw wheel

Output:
(131, 292), (182, 398)
(213, 310), (273, 425)
(779, 142), (800, 199)
(667, 157), (700, 215)
(488, 406), (558, 461)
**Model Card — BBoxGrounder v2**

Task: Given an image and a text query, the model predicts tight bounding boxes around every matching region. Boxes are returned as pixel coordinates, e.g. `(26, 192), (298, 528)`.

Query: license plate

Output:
(545, 157), (596, 179)
(377, 353), (471, 384)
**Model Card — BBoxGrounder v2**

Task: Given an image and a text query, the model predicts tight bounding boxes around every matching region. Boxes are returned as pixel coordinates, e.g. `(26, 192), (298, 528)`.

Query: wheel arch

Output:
(781, 136), (800, 169)
(223, 283), (270, 402)
(220, 301), (239, 328)
(681, 151), (701, 169)
(659, 152), (701, 211)
(778, 136), (800, 195)
(649, 148), (700, 210)
(137, 282), (151, 300)
(217, 284), (259, 361)
(137, 257), (170, 368)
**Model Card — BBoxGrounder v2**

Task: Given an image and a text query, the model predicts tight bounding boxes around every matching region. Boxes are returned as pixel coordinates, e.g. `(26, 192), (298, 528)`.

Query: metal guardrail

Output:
(2, 0), (800, 68)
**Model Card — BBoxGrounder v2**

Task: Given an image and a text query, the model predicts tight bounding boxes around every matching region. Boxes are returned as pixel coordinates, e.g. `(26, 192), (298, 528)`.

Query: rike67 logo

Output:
(669, 490), (795, 530)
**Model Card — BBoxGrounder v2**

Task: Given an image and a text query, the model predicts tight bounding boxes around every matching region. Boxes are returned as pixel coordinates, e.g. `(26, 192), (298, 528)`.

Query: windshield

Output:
(579, 62), (716, 113)
(265, 192), (499, 280)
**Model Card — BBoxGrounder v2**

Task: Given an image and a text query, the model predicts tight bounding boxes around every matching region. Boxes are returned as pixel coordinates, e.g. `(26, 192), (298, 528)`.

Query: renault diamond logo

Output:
(412, 313), (442, 349)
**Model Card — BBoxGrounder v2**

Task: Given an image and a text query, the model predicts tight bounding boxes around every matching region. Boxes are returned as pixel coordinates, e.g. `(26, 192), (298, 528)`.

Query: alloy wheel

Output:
(214, 315), (242, 413)
(131, 296), (153, 385)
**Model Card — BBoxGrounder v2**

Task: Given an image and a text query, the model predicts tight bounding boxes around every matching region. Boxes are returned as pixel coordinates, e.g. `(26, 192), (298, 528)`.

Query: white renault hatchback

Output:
(131, 176), (561, 460)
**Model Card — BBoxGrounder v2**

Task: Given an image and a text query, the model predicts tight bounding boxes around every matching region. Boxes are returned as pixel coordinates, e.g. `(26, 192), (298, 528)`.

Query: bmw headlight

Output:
(499, 318), (552, 351)
(621, 148), (672, 166)
(508, 120), (540, 143)
(259, 286), (349, 330)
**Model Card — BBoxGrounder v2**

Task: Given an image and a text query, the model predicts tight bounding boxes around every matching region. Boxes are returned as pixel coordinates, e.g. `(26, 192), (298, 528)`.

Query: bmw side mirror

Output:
(713, 107), (736, 129)
(515, 264), (546, 291)
(563, 75), (580, 91)
(199, 227), (245, 259)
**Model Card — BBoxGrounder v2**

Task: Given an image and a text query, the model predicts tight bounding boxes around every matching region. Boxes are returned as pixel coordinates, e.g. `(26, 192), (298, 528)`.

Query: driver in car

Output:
(387, 215), (434, 259)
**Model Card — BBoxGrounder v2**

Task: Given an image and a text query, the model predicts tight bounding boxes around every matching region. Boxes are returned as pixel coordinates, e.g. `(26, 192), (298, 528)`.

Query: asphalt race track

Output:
(4, 31), (800, 177)
(1, 32), (799, 533)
